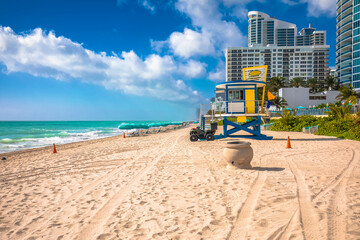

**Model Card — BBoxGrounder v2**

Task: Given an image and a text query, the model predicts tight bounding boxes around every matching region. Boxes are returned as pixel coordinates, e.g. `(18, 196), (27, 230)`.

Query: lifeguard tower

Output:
(200, 65), (272, 140)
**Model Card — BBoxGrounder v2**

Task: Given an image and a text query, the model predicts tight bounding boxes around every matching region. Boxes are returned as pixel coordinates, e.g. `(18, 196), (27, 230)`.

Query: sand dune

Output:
(0, 127), (359, 240)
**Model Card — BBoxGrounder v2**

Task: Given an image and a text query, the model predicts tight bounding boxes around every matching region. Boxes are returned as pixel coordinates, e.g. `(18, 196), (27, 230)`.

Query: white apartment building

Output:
(226, 11), (330, 83)
(226, 46), (329, 82)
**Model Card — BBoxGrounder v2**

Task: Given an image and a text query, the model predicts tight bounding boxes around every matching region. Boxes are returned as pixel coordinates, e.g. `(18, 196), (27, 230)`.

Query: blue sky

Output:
(0, 0), (335, 121)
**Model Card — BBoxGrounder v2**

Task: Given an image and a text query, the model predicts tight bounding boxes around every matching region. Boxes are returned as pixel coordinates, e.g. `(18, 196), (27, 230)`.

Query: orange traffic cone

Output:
(53, 143), (57, 153)
(123, 132), (126, 138)
(286, 136), (291, 149)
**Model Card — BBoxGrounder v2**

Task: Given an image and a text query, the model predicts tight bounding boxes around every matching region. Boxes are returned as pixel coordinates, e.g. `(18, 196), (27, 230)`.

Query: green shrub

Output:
(315, 119), (360, 141)
(269, 103), (360, 141)
(315, 103), (327, 109)
(216, 117), (237, 126)
(270, 114), (320, 132)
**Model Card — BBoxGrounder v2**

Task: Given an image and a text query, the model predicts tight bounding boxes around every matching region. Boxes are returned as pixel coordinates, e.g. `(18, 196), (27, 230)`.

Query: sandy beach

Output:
(0, 126), (359, 240)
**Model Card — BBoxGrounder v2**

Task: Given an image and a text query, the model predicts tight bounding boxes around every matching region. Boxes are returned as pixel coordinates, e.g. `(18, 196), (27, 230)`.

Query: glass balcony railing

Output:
(337, 12), (352, 24)
(340, 65), (352, 70)
(341, 57), (352, 62)
(341, 50), (352, 56)
(340, 34), (352, 42)
(340, 27), (352, 35)
(341, 72), (352, 76)
(341, 42), (352, 49)
(340, 20), (352, 29)
(340, 0), (351, 8)
(340, 5), (353, 15)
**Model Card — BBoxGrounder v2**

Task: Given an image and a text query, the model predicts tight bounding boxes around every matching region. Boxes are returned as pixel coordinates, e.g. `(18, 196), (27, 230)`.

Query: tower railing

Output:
(200, 100), (269, 120)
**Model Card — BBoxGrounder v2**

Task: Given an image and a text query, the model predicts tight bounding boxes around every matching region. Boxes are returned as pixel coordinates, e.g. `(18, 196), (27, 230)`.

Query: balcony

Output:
(340, 57), (352, 62)
(337, 12), (352, 24)
(340, 64), (352, 70)
(340, 34), (352, 43)
(340, 42), (352, 50)
(340, 5), (353, 16)
(341, 50), (352, 56)
(340, 27), (352, 36)
(339, 20), (352, 30)
(337, 0), (351, 11)
(341, 72), (352, 77)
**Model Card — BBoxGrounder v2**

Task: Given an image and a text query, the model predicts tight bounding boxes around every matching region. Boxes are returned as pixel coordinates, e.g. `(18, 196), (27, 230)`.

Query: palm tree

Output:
(271, 96), (288, 111)
(307, 78), (318, 93)
(334, 78), (341, 90)
(289, 77), (305, 88)
(276, 109), (297, 127)
(336, 85), (360, 102)
(324, 75), (337, 90)
(353, 109), (360, 125)
(267, 76), (287, 94)
(328, 96), (357, 121)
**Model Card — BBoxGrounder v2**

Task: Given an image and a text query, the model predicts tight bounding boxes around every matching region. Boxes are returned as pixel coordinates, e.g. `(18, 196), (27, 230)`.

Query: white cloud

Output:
(0, 26), (204, 103)
(221, 0), (258, 7)
(152, 0), (247, 58)
(208, 61), (226, 82)
(304, 0), (336, 17)
(169, 28), (215, 58)
(282, 0), (336, 17)
(179, 59), (207, 78)
(140, 0), (155, 13)
(175, 0), (247, 51)
(229, 5), (249, 21)
(150, 39), (167, 53)
(116, 0), (155, 13)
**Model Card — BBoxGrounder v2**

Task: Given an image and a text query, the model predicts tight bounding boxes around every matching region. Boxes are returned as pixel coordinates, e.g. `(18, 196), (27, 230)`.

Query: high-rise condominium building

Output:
(226, 11), (330, 82)
(336, 0), (360, 90)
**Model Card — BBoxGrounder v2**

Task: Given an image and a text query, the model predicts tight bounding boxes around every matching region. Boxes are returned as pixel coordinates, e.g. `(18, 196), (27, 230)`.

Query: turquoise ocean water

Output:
(0, 121), (183, 153)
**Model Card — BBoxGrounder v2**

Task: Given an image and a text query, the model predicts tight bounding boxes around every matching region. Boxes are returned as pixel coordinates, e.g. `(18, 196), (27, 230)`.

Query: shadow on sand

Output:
(272, 138), (344, 142)
(250, 167), (285, 172)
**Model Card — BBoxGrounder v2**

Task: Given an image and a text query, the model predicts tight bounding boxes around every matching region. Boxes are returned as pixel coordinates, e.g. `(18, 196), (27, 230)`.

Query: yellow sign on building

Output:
(242, 65), (268, 113)
(242, 65), (268, 82)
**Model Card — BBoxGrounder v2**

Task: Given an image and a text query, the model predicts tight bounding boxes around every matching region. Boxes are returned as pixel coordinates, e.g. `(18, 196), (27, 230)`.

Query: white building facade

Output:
(279, 87), (340, 108)
(226, 46), (329, 82)
(226, 11), (330, 83)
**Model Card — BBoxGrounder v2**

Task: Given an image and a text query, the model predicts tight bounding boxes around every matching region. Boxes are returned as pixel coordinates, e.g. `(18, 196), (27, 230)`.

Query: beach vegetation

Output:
(307, 78), (319, 93)
(270, 113), (319, 132)
(353, 109), (360, 125)
(271, 96), (288, 111)
(289, 77), (305, 88)
(327, 97), (356, 121)
(315, 103), (327, 109)
(323, 75), (340, 90)
(267, 76), (287, 94)
(336, 85), (360, 102)
(216, 117), (237, 126)
(270, 101), (360, 141)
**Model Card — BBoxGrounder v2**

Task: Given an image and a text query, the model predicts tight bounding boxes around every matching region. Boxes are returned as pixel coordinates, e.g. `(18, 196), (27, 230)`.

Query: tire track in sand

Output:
(288, 158), (323, 240)
(16, 150), (145, 240)
(227, 151), (287, 240)
(327, 149), (359, 240)
(76, 134), (179, 240)
(268, 147), (358, 240)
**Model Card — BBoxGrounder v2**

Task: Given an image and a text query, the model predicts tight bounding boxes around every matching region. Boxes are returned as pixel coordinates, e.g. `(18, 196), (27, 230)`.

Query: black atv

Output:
(190, 122), (217, 142)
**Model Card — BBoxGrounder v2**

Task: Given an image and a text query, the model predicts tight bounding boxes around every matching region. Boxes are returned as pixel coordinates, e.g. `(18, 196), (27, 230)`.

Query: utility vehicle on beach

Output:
(189, 122), (217, 141)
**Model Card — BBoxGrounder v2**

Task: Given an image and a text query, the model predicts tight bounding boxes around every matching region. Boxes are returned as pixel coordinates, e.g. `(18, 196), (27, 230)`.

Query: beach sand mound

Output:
(0, 128), (359, 240)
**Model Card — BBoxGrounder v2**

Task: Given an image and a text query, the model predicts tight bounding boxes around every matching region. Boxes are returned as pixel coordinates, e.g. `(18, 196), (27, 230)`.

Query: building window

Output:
(309, 96), (326, 100)
(229, 90), (244, 101)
